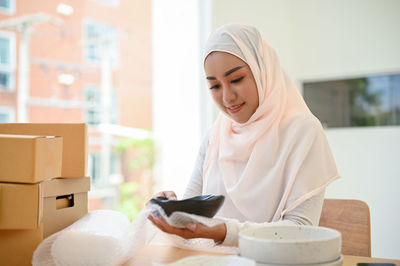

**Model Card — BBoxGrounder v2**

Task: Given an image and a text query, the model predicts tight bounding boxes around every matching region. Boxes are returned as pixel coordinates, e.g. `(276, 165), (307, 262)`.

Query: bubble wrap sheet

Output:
(33, 204), (238, 266)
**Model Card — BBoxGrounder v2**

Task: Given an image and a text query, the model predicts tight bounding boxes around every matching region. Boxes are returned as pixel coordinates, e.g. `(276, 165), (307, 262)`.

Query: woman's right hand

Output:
(153, 191), (177, 200)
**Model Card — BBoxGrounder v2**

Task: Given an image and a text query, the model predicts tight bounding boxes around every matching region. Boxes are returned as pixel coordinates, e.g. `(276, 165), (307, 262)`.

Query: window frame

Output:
(300, 71), (400, 129)
(0, 105), (15, 122)
(82, 18), (120, 67)
(84, 85), (101, 125)
(0, 0), (16, 15)
(0, 30), (16, 92)
(84, 84), (119, 125)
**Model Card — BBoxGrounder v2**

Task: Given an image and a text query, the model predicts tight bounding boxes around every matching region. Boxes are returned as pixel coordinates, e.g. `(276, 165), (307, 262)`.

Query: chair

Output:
(319, 199), (371, 257)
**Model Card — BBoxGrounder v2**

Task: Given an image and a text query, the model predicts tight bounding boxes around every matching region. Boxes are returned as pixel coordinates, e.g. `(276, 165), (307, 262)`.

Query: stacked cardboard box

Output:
(0, 123), (90, 266)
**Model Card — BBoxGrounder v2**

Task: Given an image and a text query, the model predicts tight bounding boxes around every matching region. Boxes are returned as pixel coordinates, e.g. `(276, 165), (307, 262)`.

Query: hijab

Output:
(202, 24), (339, 222)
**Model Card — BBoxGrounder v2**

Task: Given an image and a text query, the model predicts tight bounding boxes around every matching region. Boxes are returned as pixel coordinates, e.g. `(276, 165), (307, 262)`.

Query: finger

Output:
(154, 191), (177, 200)
(186, 223), (197, 232)
(148, 216), (170, 233)
(148, 215), (161, 228)
(163, 191), (177, 200)
(154, 219), (196, 239)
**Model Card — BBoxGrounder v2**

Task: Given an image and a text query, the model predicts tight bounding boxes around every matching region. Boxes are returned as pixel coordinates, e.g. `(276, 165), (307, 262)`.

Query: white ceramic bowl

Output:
(239, 225), (341, 265)
(256, 255), (343, 266)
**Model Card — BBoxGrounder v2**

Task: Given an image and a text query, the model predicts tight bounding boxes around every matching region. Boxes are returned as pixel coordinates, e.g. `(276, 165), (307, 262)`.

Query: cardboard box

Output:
(0, 177), (90, 235)
(0, 123), (87, 178)
(41, 177), (90, 237)
(0, 134), (63, 183)
(0, 224), (44, 266)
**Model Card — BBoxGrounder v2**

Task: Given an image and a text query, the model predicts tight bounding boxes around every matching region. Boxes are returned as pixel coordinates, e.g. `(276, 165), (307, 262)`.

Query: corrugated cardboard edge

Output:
(38, 182), (43, 228)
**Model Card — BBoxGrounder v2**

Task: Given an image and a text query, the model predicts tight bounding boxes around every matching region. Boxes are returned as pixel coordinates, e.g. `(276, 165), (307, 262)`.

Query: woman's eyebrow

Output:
(206, 65), (244, 80)
(224, 66), (244, 76)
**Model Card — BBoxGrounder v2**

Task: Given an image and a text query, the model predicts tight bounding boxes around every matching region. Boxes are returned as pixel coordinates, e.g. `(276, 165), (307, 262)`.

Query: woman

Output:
(149, 24), (339, 246)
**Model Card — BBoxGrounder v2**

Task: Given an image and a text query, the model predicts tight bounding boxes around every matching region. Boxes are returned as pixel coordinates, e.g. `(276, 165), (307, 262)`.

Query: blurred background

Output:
(0, 0), (398, 259)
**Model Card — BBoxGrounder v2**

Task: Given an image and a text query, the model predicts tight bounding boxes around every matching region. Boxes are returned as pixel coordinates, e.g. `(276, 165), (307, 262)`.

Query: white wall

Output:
(291, 0), (400, 80)
(210, 0), (400, 259)
(325, 127), (400, 259)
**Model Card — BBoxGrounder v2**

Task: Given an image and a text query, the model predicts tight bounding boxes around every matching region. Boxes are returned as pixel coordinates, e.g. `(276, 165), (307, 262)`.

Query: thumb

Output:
(186, 223), (197, 232)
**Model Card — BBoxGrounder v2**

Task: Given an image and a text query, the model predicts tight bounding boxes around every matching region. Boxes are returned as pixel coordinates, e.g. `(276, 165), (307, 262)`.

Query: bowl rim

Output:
(151, 194), (224, 204)
(239, 225), (341, 244)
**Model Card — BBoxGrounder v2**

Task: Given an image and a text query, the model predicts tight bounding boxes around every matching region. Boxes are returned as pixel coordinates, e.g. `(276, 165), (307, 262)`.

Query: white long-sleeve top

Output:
(183, 138), (325, 246)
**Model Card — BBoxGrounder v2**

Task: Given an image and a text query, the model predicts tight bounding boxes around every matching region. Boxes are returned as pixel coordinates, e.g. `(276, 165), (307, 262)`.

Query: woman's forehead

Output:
(204, 51), (249, 73)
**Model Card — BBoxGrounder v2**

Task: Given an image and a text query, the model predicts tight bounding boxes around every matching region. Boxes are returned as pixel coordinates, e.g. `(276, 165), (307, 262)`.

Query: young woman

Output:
(149, 24), (339, 246)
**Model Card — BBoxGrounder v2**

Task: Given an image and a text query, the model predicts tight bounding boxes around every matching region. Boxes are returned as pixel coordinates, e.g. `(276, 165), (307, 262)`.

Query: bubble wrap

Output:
(149, 204), (238, 254)
(32, 204), (237, 266)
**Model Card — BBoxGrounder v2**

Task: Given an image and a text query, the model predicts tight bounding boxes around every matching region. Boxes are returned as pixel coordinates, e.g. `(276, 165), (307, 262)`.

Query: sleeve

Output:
(183, 136), (209, 199)
(218, 190), (325, 246)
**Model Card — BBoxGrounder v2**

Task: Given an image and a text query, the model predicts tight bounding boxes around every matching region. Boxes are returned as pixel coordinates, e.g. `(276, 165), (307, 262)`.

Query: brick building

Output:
(0, 0), (153, 209)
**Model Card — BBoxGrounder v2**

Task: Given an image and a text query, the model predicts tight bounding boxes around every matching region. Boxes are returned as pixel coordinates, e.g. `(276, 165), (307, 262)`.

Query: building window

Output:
(83, 19), (119, 66)
(84, 85), (119, 125)
(85, 86), (101, 125)
(0, 0), (15, 15)
(88, 152), (101, 184)
(0, 31), (15, 91)
(303, 74), (400, 128)
(0, 106), (15, 122)
(110, 90), (119, 124)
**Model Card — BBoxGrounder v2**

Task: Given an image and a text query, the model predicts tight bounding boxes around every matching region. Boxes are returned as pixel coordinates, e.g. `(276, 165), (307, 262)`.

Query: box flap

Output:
(42, 177), (90, 197)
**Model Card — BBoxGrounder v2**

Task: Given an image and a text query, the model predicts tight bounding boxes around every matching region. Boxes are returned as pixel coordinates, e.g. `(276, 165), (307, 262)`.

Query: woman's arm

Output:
(182, 137), (208, 199)
(220, 190), (325, 246)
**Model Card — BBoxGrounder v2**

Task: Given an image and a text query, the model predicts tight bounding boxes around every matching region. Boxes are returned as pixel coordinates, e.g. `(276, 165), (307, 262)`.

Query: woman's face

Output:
(204, 51), (259, 124)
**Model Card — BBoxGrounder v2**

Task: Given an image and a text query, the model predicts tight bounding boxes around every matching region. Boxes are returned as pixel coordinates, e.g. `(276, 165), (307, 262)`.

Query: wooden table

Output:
(125, 244), (400, 265)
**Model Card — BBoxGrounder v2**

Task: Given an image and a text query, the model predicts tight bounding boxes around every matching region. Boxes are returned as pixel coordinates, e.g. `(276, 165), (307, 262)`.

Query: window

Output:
(84, 85), (119, 125)
(110, 89), (119, 124)
(88, 152), (101, 184)
(0, 106), (15, 122)
(0, 0), (15, 15)
(85, 86), (101, 125)
(303, 74), (400, 128)
(0, 31), (15, 91)
(83, 19), (119, 66)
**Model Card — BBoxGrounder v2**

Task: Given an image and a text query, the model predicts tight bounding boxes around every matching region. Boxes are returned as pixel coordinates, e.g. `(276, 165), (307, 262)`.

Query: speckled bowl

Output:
(239, 225), (341, 265)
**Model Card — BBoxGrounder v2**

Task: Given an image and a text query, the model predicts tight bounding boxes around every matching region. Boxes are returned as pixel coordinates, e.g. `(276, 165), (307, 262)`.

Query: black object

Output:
(357, 262), (396, 266)
(149, 194), (225, 217)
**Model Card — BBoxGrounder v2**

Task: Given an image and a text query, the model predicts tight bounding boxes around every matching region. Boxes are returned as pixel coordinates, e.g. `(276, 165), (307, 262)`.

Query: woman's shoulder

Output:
(282, 113), (323, 135)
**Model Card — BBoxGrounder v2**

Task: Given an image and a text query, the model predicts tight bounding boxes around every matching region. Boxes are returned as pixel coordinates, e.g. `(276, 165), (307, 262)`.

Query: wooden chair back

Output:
(319, 199), (371, 257)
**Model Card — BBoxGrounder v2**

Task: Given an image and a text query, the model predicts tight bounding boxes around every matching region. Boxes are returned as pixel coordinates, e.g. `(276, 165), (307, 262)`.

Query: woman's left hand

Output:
(148, 215), (226, 243)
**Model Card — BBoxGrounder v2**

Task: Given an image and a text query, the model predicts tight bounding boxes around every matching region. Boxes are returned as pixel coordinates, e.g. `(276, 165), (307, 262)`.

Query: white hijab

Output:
(202, 24), (339, 223)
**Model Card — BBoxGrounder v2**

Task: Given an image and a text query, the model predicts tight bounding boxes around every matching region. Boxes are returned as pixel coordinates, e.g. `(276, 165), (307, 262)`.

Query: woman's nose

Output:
(222, 85), (236, 104)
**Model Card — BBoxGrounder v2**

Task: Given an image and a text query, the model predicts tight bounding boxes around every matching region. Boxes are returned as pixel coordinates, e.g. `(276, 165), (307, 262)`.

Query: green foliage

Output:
(349, 78), (383, 126)
(117, 181), (141, 221)
(116, 137), (155, 220)
(116, 138), (155, 170)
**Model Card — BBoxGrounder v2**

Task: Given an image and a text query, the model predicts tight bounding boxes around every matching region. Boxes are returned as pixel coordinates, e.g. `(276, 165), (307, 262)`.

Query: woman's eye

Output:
(210, 84), (220, 90)
(231, 76), (244, 83)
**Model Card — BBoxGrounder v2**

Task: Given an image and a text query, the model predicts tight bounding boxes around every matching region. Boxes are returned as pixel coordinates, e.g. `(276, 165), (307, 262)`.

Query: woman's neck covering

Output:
(202, 24), (339, 222)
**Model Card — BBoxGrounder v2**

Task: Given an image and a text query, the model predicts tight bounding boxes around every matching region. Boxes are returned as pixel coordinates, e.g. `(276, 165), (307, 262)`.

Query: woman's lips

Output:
(226, 103), (245, 114)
